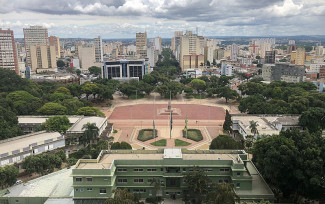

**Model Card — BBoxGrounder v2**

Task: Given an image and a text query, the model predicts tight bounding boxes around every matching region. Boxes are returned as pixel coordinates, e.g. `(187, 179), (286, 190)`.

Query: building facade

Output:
(262, 63), (305, 82)
(265, 50), (275, 64)
(136, 32), (147, 59)
(29, 45), (57, 73)
(296, 47), (306, 66)
(48, 36), (60, 58)
(0, 28), (18, 73)
(180, 31), (200, 70)
(72, 149), (274, 203)
(23, 26), (48, 71)
(182, 54), (204, 69)
(102, 60), (145, 81)
(94, 36), (103, 63)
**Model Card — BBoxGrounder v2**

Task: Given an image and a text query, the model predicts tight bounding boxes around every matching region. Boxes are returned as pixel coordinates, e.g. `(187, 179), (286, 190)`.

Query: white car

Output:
(14, 180), (23, 185)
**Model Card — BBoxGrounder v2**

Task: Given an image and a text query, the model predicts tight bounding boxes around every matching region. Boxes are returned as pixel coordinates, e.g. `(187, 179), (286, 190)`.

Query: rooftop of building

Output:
(75, 149), (246, 170)
(0, 131), (62, 156)
(231, 114), (300, 135)
(67, 116), (107, 133)
(18, 115), (82, 125)
(2, 168), (73, 198)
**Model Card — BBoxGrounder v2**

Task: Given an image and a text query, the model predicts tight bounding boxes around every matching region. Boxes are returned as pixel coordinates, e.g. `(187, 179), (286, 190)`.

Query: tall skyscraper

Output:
(49, 36), (60, 58)
(136, 32), (147, 58)
(94, 36), (103, 62)
(29, 45), (57, 72)
(0, 28), (18, 73)
(23, 26), (48, 70)
(171, 31), (183, 60)
(154, 37), (162, 54)
(230, 43), (238, 61)
(265, 51), (276, 64)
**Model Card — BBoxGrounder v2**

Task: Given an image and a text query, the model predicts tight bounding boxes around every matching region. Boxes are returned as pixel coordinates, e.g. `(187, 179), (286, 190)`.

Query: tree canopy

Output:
(209, 135), (243, 150)
(88, 66), (101, 76)
(42, 116), (71, 133)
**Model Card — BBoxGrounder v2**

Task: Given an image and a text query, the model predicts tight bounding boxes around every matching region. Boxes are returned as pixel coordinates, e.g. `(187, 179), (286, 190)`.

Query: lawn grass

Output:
(150, 139), (166, 146)
(175, 139), (191, 147)
(182, 129), (203, 142)
(137, 129), (158, 142)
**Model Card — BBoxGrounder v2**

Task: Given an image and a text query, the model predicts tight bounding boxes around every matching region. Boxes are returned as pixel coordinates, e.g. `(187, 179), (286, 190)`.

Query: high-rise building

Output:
(136, 32), (147, 58)
(180, 31), (200, 70)
(102, 60), (145, 81)
(0, 28), (18, 73)
(23, 26), (48, 70)
(182, 54), (204, 69)
(262, 63), (305, 83)
(29, 45), (57, 73)
(154, 37), (162, 54)
(288, 40), (295, 45)
(171, 31), (183, 61)
(296, 47), (306, 66)
(265, 50), (276, 64)
(49, 36), (60, 58)
(260, 43), (272, 58)
(94, 36), (103, 62)
(230, 43), (238, 61)
(77, 45), (96, 70)
(287, 44), (296, 54)
(315, 46), (324, 56)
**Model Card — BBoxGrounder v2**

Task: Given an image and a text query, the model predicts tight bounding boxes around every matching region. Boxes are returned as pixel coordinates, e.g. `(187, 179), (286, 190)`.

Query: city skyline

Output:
(0, 0), (324, 38)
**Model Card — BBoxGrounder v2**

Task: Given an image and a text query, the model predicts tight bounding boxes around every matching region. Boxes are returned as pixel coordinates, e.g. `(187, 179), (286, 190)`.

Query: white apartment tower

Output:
(0, 28), (18, 74)
(94, 36), (103, 62)
(23, 26), (48, 70)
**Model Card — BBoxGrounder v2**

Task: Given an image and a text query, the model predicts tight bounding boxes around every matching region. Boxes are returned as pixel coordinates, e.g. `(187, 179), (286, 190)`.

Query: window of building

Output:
(204, 168), (213, 172)
(134, 178), (144, 183)
(75, 177), (82, 182)
(147, 178), (153, 183)
(182, 168), (186, 172)
(86, 177), (93, 182)
(75, 188), (79, 192)
(237, 172), (241, 176)
(87, 188), (93, 191)
(224, 179), (229, 183)
(134, 168), (143, 172)
(100, 188), (107, 194)
(117, 168), (127, 172)
(104, 178), (109, 181)
(218, 179), (223, 184)
(236, 183), (240, 188)
(147, 168), (157, 172)
(80, 188), (84, 192)
(220, 168), (230, 172)
(117, 178), (128, 183)
(177, 192), (181, 196)
(160, 168), (164, 171)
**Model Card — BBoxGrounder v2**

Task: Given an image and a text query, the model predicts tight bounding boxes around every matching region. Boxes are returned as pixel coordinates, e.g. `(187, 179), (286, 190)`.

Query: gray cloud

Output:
(0, 0), (324, 38)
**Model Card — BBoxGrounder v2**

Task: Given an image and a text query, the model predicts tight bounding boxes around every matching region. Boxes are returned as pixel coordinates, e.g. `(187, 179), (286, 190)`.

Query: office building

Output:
(71, 149), (274, 203)
(154, 37), (162, 54)
(260, 43), (271, 59)
(288, 40), (295, 45)
(171, 31), (183, 61)
(0, 28), (18, 73)
(296, 47), (306, 66)
(48, 36), (60, 58)
(147, 46), (158, 68)
(77, 45), (97, 70)
(221, 62), (234, 76)
(180, 31), (200, 70)
(94, 36), (103, 62)
(214, 48), (224, 60)
(23, 26), (48, 70)
(287, 44), (296, 54)
(230, 43), (238, 61)
(265, 50), (276, 64)
(262, 63), (305, 83)
(0, 131), (65, 167)
(29, 45), (57, 73)
(315, 46), (324, 56)
(102, 60), (145, 81)
(136, 32), (147, 58)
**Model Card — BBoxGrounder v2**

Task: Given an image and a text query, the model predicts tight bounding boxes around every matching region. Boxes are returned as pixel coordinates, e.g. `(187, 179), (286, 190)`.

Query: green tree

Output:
(67, 83), (82, 99)
(184, 167), (210, 203)
(49, 92), (72, 102)
(138, 81), (154, 96)
(120, 141), (132, 149)
(76, 69), (81, 76)
(38, 102), (67, 115)
(42, 116), (71, 133)
(223, 109), (232, 132)
(212, 59), (217, 66)
(57, 60), (65, 67)
(61, 98), (85, 115)
(216, 86), (239, 103)
(142, 74), (157, 86)
(206, 60), (211, 66)
(97, 84), (114, 101)
(0, 106), (22, 140)
(82, 83), (100, 100)
(88, 66), (101, 76)
(105, 188), (138, 204)
(190, 79), (207, 93)
(206, 183), (238, 204)
(209, 135), (242, 150)
(299, 107), (325, 133)
(77, 106), (105, 117)
(3, 165), (19, 186)
(6, 90), (42, 115)
(55, 87), (71, 95)
(79, 122), (99, 147)
(119, 82), (138, 98)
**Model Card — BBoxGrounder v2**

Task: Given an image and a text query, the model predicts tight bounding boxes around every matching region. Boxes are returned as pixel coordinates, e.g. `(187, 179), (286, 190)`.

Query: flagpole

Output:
(170, 111), (172, 139)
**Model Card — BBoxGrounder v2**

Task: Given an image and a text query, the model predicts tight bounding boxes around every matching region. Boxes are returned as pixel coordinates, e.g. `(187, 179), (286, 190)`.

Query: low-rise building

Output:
(0, 131), (65, 167)
(71, 149), (274, 203)
(262, 63), (305, 83)
(231, 114), (300, 139)
(102, 60), (145, 81)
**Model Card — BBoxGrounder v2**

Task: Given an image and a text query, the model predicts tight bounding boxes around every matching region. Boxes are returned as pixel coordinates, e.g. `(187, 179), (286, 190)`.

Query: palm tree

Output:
(249, 120), (259, 137)
(80, 122), (99, 147)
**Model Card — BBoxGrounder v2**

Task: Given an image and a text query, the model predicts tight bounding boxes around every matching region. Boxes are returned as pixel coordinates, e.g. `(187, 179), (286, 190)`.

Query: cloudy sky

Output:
(0, 0), (324, 38)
